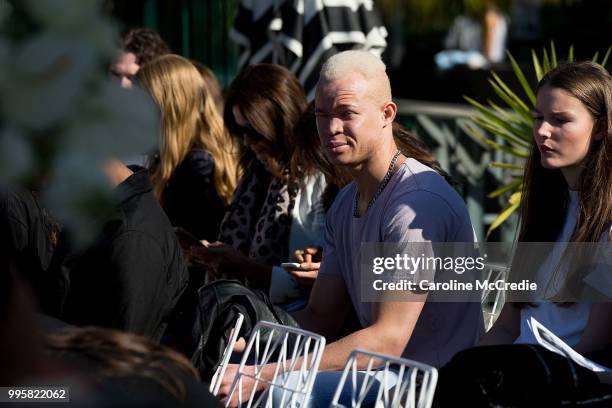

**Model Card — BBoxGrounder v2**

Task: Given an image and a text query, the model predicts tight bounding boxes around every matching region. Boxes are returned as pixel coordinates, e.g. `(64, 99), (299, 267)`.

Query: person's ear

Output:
(382, 101), (397, 128)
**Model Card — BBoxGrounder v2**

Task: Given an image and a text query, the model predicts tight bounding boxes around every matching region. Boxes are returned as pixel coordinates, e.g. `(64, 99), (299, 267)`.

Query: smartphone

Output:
(281, 262), (301, 270)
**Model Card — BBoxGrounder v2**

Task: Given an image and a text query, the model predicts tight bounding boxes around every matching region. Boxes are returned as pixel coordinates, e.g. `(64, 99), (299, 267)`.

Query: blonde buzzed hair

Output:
(318, 50), (392, 101)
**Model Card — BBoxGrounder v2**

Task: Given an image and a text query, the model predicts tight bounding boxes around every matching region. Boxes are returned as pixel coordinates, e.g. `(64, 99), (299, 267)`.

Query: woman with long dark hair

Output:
(479, 61), (612, 351)
(432, 61), (612, 408)
(191, 64), (327, 308)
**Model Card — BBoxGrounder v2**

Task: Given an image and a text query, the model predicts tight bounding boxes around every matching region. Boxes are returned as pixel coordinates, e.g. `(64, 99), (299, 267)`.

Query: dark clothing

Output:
(0, 186), (66, 315)
(62, 168), (189, 341)
(433, 344), (612, 407)
(191, 280), (299, 380)
(162, 149), (227, 241)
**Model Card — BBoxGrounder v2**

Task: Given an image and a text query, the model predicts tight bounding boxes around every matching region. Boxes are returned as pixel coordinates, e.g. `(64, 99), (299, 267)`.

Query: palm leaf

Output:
(542, 48), (551, 73)
(472, 116), (531, 149)
(601, 46), (611, 67)
(465, 97), (532, 146)
(490, 71), (532, 113)
(462, 122), (528, 158)
(568, 45), (574, 63)
(550, 40), (558, 67)
(488, 80), (533, 124)
(532, 49), (544, 81)
(461, 121), (491, 146)
(507, 52), (536, 106)
(486, 192), (521, 238)
(488, 179), (522, 199)
(488, 101), (533, 138)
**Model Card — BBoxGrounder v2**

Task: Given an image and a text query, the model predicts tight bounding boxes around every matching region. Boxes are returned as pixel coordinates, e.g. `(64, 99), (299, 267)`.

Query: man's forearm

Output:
(257, 324), (407, 382)
(317, 325), (407, 371)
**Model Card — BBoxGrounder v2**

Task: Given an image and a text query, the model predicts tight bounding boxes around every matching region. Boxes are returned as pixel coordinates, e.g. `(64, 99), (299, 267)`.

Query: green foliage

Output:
(464, 42), (611, 238)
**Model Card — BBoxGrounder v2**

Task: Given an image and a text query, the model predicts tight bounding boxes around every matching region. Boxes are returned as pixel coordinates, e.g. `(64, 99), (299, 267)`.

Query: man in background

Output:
(111, 28), (170, 88)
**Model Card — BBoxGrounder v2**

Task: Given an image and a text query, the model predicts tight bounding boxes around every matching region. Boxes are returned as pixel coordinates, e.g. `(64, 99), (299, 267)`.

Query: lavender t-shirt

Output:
(319, 158), (484, 367)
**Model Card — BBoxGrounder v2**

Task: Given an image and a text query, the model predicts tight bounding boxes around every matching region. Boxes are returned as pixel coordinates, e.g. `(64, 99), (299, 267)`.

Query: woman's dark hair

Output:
(224, 64), (308, 180)
(46, 327), (200, 400)
(392, 122), (453, 184)
(519, 61), (611, 244)
(511, 61), (612, 304)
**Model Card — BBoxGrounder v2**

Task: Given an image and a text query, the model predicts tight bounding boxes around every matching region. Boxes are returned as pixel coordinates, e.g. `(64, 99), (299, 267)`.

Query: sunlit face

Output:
(533, 85), (598, 175)
(314, 73), (386, 167)
(232, 105), (271, 167)
(111, 52), (140, 88)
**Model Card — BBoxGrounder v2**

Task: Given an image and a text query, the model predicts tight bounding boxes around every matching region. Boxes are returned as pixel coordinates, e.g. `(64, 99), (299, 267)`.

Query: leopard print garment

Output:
(218, 160), (298, 267)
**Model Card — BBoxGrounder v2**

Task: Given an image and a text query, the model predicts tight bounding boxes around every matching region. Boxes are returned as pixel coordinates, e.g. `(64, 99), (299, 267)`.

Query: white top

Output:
(269, 172), (327, 304)
(319, 158), (484, 367)
(515, 191), (590, 346)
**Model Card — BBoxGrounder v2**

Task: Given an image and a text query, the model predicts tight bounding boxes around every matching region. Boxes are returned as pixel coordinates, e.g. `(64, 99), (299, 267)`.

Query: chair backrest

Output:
(481, 262), (509, 331)
(330, 349), (438, 408)
(224, 321), (326, 407)
(210, 313), (245, 395)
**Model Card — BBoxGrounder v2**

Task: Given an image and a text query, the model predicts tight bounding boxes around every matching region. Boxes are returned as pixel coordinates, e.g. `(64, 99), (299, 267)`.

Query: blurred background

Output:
(106, 0), (611, 97)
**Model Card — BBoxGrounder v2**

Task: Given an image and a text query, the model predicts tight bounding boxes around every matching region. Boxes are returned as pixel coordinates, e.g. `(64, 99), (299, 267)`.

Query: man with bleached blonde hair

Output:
(218, 51), (483, 407)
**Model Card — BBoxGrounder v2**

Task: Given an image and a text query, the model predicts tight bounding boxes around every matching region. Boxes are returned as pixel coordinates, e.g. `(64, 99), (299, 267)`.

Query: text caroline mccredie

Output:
(372, 279), (538, 292)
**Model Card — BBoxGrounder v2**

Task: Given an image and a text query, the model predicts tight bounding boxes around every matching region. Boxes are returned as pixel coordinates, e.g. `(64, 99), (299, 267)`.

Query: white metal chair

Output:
(224, 321), (326, 407)
(481, 262), (509, 331)
(210, 313), (245, 395)
(330, 349), (438, 408)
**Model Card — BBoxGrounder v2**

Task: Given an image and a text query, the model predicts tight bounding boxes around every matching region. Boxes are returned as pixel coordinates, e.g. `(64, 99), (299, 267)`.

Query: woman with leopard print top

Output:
(190, 64), (329, 310)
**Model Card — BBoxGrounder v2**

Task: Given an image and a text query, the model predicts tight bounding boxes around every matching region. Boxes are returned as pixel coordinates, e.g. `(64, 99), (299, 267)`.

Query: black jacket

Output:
(191, 279), (299, 380)
(0, 186), (66, 315)
(62, 168), (189, 341)
(162, 149), (227, 241)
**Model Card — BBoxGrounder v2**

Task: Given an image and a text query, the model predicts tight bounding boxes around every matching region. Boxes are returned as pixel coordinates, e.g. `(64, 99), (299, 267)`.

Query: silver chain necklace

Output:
(353, 150), (401, 217)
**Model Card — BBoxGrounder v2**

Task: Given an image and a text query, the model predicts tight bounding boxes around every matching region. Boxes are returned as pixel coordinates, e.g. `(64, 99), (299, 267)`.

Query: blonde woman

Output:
(137, 55), (238, 241)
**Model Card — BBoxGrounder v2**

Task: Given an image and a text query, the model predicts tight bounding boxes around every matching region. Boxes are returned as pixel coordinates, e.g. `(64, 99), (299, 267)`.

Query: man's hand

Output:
(288, 247), (322, 285)
(218, 364), (267, 407)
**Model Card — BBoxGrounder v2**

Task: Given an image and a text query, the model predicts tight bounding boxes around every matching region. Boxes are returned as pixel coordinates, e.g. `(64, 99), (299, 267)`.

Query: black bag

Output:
(433, 344), (612, 407)
(191, 279), (299, 381)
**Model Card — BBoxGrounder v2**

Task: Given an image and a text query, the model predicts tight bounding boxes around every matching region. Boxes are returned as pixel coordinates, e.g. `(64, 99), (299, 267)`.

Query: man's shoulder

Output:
(382, 160), (473, 241)
(391, 159), (466, 216)
(114, 180), (176, 253)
